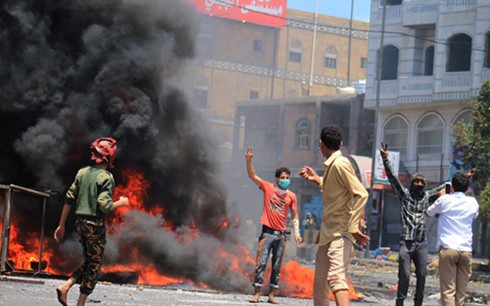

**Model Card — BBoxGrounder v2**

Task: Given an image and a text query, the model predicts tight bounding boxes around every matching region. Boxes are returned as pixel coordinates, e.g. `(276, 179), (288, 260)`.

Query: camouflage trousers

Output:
(71, 217), (106, 295)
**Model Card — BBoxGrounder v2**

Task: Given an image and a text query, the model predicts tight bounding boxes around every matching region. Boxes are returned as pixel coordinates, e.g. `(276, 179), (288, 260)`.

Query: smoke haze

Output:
(1, 0), (252, 291)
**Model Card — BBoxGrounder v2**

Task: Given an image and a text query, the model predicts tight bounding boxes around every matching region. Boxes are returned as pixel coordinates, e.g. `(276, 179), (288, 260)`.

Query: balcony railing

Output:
(399, 76), (434, 96)
(442, 71), (471, 88)
(402, 0), (439, 26)
(444, 0), (477, 6)
(376, 5), (402, 24)
(380, 80), (398, 97)
(440, 0), (477, 12)
(365, 69), (486, 106)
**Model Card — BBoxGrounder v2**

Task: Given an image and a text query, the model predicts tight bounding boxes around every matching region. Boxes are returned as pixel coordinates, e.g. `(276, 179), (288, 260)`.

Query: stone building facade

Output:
(229, 93), (374, 231)
(181, 8), (370, 144)
(365, 0), (490, 253)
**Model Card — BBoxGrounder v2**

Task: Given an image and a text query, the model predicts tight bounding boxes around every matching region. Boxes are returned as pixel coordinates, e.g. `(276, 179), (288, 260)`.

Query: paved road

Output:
(1, 257), (489, 306)
(0, 276), (392, 306)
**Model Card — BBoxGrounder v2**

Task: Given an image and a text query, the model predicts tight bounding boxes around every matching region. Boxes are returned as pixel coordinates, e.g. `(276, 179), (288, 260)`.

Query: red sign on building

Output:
(187, 0), (287, 27)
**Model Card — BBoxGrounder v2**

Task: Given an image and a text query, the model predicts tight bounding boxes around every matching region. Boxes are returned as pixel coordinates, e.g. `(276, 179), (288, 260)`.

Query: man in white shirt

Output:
(426, 172), (479, 306)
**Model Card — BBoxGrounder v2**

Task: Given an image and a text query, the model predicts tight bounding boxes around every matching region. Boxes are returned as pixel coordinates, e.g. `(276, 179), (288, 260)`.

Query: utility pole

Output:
(308, 0), (319, 96)
(347, 0), (354, 86)
(367, 0), (387, 250)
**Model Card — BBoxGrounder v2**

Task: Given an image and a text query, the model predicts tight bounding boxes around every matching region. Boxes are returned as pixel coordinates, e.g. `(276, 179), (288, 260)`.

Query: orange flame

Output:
(1, 168), (363, 300)
(111, 168), (151, 216)
(216, 219), (229, 231)
(281, 261), (363, 300)
(6, 223), (57, 274)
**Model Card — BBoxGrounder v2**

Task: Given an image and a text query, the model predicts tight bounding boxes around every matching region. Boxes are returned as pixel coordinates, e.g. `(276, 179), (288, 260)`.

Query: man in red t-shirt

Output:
(245, 147), (302, 304)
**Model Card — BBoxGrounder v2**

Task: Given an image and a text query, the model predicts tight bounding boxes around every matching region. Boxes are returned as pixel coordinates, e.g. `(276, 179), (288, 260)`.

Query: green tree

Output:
(467, 80), (490, 220)
(453, 80), (490, 219)
(452, 80), (490, 259)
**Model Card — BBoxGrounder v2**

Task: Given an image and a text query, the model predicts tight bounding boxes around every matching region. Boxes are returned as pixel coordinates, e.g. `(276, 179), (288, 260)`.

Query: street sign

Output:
(374, 150), (400, 186)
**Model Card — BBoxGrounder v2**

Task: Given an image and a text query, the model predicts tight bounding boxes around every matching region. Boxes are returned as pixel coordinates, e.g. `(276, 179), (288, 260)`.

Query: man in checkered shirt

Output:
(380, 144), (444, 306)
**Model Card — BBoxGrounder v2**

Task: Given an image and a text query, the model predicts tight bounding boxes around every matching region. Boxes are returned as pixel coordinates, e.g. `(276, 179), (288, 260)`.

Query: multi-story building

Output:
(183, 1), (374, 254)
(229, 93), (375, 229)
(365, 0), (490, 252)
(183, 2), (370, 145)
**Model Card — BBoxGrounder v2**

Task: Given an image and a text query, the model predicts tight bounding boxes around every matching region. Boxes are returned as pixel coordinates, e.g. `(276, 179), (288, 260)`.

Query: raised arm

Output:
(380, 143), (408, 200)
(245, 146), (261, 186)
(428, 183), (445, 200)
(430, 167), (478, 199)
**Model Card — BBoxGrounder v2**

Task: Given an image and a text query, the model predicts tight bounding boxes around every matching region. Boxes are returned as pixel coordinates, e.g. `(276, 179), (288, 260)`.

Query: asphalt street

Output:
(0, 276), (391, 306)
(1, 258), (489, 305)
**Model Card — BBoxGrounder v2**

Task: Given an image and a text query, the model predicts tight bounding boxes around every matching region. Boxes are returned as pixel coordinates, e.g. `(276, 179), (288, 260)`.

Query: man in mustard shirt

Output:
(300, 125), (369, 306)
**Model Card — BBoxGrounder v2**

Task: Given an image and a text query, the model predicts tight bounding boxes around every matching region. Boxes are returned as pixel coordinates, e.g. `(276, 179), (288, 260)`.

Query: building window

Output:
(196, 25), (212, 58)
(447, 33), (472, 72)
(361, 57), (368, 69)
(253, 39), (263, 52)
(249, 90), (259, 100)
(324, 58), (337, 68)
(193, 77), (208, 109)
(386, 0), (402, 5)
(288, 40), (302, 63)
(324, 46), (337, 69)
(295, 118), (311, 149)
(416, 114), (444, 155)
(266, 125), (279, 149)
(424, 46), (434, 76)
(485, 32), (490, 68)
(379, 45), (399, 80)
(453, 109), (473, 126)
(383, 116), (408, 158)
(289, 52), (302, 63)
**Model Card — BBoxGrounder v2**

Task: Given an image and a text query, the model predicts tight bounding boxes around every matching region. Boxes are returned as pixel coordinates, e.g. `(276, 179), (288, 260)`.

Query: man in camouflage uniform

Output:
(54, 137), (130, 306)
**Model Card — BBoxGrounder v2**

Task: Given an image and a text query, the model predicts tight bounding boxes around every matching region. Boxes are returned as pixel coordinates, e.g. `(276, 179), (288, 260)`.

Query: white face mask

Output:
(276, 187), (288, 194)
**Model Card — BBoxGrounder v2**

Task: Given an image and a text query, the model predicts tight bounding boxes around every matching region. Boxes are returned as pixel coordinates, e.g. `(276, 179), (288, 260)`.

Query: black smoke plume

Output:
(0, 0), (252, 291)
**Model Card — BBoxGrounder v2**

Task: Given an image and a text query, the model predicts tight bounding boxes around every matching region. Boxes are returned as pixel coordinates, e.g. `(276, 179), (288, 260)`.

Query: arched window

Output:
(193, 77), (208, 109)
(485, 31), (490, 68)
(453, 110), (473, 126)
(379, 45), (399, 80)
(288, 40), (302, 63)
(295, 118), (310, 149)
(424, 46), (434, 76)
(450, 110), (473, 174)
(447, 33), (472, 72)
(383, 116), (408, 158)
(266, 125), (279, 149)
(324, 46), (337, 69)
(416, 114), (444, 155)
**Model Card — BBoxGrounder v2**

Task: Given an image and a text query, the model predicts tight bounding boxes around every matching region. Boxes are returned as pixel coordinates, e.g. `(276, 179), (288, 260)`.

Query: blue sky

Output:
(287, 0), (372, 22)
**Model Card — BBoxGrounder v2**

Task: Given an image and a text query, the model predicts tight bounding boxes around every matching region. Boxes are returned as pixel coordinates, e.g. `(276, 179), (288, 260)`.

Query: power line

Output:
(204, 0), (486, 53)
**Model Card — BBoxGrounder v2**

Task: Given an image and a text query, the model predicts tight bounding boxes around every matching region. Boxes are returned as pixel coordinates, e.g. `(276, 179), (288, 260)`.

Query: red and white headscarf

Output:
(90, 137), (117, 168)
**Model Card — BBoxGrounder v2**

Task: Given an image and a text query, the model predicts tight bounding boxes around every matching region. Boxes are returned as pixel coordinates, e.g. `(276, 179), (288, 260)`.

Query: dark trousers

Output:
(396, 240), (428, 306)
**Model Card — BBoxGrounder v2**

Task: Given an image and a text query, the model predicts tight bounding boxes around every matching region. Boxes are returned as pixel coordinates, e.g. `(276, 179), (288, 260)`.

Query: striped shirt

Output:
(383, 157), (444, 241)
